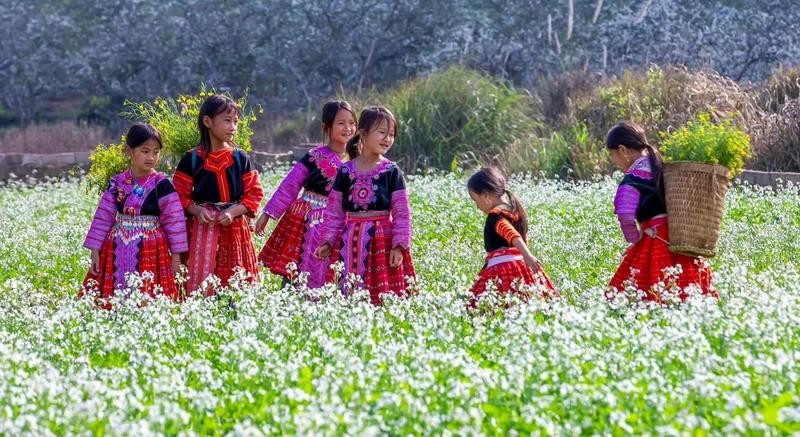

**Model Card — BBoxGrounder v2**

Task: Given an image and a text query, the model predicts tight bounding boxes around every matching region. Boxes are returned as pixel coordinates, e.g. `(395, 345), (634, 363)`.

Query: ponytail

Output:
(346, 134), (361, 160)
(505, 189), (528, 239)
(645, 143), (665, 200)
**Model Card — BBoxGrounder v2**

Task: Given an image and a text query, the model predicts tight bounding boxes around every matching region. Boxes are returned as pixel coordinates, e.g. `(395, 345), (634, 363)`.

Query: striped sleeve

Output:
(263, 160), (308, 219)
(83, 190), (117, 250)
(495, 218), (522, 246)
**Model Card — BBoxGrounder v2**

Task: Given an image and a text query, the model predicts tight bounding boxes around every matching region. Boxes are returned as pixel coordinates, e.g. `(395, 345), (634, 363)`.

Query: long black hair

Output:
(467, 167), (528, 238)
(197, 94), (240, 155)
(321, 100), (356, 145)
(605, 121), (665, 197)
(345, 106), (398, 159)
(126, 122), (163, 149)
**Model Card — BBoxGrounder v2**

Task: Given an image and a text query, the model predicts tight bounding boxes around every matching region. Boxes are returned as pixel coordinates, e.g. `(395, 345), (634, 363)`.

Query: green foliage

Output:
(85, 139), (128, 194)
(86, 87), (261, 194)
(344, 66), (542, 170)
(659, 113), (752, 176)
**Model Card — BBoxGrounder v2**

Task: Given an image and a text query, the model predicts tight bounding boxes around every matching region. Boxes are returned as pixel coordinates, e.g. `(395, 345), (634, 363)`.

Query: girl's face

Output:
(608, 145), (634, 171)
(327, 109), (356, 147)
(203, 109), (239, 144)
(360, 119), (395, 157)
(469, 190), (497, 214)
(127, 139), (161, 175)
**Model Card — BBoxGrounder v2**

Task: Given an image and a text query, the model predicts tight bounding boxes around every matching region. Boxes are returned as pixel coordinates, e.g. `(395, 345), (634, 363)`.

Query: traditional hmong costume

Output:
(471, 208), (558, 304)
(319, 159), (416, 304)
(607, 156), (716, 301)
(258, 145), (343, 287)
(82, 170), (188, 307)
(172, 147), (264, 294)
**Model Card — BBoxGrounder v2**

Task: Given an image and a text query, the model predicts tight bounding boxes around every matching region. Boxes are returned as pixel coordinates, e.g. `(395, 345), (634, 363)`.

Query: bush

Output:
(659, 112), (752, 177)
(86, 88), (261, 194)
(748, 98), (800, 172)
(342, 66), (542, 171)
(755, 67), (800, 113)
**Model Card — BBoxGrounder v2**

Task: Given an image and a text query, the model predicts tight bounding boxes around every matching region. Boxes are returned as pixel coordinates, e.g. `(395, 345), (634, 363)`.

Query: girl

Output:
(468, 167), (558, 305)
(255, 100), (356, 287)
(313, 106), (416, 304)
(605, 121), (716, 302)
(82, 123), (188, 308)
(172, 94), (264, 295)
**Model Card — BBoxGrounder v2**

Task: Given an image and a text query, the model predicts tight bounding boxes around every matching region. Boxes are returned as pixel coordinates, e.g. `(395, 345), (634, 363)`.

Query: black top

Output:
(620, 174), (666, 222)
(483, 209), (525, 252)
(332, 160), (406, 212)
(299, 146), (343, 196)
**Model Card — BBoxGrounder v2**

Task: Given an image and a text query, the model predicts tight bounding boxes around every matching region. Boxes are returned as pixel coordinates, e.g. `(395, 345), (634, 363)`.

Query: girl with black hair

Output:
(467, 167), (558, 305)
(605, 121), (716, 302)
(255, 100), (356, 287)
(172, 94), (264, 295)
(82, 123), (188, 308)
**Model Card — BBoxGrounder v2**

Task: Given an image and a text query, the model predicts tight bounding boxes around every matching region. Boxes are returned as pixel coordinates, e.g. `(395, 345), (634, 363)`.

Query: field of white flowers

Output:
(0, 168), (799, 435)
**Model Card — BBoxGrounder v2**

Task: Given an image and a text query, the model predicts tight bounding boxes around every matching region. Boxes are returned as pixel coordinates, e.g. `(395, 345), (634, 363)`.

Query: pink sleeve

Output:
(159, 191), (189, 253)
(320, 190), (346, 246)
(263, 162), (309, 219)
(614, 184), (641, 244)
(390, 189), (412, 249)
(83, 191), (117, 250)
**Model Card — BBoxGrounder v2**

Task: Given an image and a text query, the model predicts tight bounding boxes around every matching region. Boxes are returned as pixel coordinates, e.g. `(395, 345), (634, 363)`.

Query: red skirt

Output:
(81, 225), (178, 309)
(186, 211), (259, 296)
(471, 247), (559, 306)
(258, 193), (336, 287)
(607, 215), (717, 302)
(330, 211), (416, 305)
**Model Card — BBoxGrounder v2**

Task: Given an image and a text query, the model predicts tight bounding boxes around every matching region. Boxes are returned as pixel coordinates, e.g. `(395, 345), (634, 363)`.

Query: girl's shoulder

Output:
(488, 207), (519, 222)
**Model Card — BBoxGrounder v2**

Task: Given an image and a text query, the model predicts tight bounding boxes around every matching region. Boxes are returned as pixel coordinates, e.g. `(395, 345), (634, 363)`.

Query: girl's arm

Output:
(171, 152), (195, 210)
(263, 160), (309, 220)
(157, 180), (189, 254)
(496, 218), (541, 269)
(83, 190), (117, 251)
(390, 188), (411, 249)
(613, 184), (641, 243)
(389, 168), (411, 249)
(238, 153), (264, 216)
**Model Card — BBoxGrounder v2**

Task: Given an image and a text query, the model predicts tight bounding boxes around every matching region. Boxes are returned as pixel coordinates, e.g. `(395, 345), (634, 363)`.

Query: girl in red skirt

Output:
(82, 123), (188, 308)
(605, 121), (716, 302)
(255, 100), (356, 287)
(313, 106), (416, 304)
(467, 167), (558, 306)
(172, 95), (264, 296)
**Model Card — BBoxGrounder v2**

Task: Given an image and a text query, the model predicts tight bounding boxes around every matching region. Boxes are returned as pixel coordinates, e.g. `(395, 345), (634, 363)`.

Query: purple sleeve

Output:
(614, 184), (641, 244)
(320, 189), (346, 246)
(390, 189), (412, 249)
(159, 191), (189, 253)
(83, 191), (117, 250)
(263, 161), (309, 219)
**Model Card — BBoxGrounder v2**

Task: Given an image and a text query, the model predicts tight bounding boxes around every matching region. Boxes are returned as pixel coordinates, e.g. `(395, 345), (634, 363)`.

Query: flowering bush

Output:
(86, 88), (261, 194)
(659, 112), (752, 176)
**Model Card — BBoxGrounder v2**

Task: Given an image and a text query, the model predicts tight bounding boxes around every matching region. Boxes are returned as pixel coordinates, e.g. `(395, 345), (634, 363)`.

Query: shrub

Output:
(86, 88), (261, 194)
(659, 112), (752, 177)
(755, 67), (800, 113)
(748, 98), (800, 172)
(341, 66), (542, 171)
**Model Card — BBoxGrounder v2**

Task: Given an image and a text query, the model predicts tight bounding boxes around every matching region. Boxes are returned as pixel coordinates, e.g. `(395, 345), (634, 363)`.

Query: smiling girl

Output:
(314, 106), (416, 304)
(256, 100), (356, 288)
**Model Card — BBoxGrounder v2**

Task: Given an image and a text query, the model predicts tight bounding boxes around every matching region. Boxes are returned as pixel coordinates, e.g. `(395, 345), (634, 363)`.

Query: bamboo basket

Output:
(662, 161), (730, 257)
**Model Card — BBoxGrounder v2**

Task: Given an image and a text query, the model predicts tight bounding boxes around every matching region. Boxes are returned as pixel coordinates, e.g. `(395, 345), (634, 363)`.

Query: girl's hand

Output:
(188, 204), (214, 224)
(90, 249), (100, 275)
(217, 209), (234, 226)
(524, 253), (542, 271)
(314, 243), (332, 260)
(254, 213), (269, 236)
(171, 254), (183, 275)
(389, 247), (404, 268)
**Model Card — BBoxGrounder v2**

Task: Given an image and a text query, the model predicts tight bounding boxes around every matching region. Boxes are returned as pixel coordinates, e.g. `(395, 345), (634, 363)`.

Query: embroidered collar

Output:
(489, 207), (520, 222)
(625, 156), (652, 179)
(343, 159), (394, 178)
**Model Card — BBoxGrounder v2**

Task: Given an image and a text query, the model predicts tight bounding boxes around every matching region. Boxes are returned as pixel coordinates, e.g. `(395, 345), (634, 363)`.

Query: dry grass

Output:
(0, 121), (113, 154)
